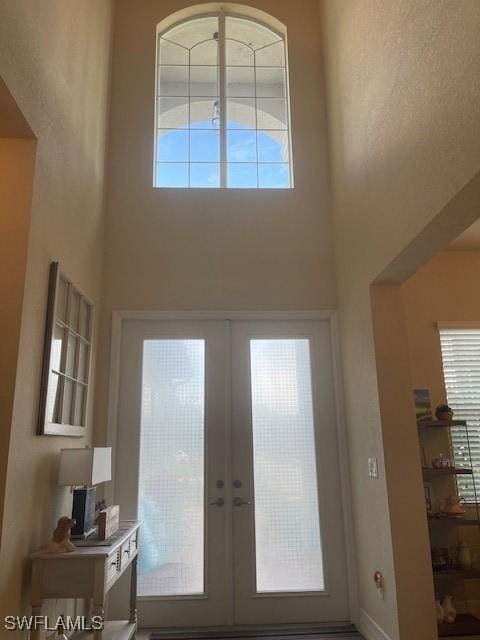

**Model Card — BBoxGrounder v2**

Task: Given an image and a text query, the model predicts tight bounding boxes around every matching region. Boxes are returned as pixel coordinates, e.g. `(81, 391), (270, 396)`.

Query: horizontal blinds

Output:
(439, 328), (480, 502)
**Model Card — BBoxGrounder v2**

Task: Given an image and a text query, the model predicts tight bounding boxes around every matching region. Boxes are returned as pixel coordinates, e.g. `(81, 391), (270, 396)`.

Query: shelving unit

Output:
(418, 418), (480, 637)
(434, 569), (480, 580)
(437, 614), (480, 637)
(423, 468), (474, 478)
(428, 517), (480, 527)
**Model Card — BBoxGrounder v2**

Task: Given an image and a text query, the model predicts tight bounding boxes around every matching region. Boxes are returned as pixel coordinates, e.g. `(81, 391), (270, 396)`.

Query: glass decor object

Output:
(137, 339), (205, 596)
(154, 12), (293, 188)
(37, 262), (93, 436)
(249, 339), (324, 592)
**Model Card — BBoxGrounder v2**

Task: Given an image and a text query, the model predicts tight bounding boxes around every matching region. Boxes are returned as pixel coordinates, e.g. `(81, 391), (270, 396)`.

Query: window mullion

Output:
(188, 47), (191, 188)
(219, 12), (227, 188)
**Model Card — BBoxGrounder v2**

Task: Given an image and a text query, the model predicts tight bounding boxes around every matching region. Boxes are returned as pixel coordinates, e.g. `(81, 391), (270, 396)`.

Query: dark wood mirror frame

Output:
(37, 262), (93, 436)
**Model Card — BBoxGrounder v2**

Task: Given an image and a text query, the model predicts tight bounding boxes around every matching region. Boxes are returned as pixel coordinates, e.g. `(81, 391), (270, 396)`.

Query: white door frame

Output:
(104, 310), (358, 624)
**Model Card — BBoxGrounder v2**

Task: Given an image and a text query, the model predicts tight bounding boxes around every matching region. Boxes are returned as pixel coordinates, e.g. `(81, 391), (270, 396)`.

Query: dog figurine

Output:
(46, 516), (76, 553)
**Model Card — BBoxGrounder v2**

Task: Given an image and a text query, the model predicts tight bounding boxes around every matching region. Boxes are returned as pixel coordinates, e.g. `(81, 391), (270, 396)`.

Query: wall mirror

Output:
(37, 262), (93, 436)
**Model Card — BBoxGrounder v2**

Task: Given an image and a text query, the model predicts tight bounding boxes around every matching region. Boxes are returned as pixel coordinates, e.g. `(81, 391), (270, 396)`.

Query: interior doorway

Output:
(369, 174), (480, 639)
(112, 317), (349, 628)
(0, 75), (36, 544)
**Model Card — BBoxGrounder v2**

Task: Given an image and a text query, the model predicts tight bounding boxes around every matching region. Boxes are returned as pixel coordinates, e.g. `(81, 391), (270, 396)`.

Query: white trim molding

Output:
(358, 609), (392, 640)
(114, 310), (336, 321)
(330, 313), (359, 623)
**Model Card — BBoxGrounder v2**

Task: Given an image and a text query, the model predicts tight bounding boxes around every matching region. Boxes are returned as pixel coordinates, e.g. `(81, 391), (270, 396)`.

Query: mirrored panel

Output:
(38, 262), (93, 436)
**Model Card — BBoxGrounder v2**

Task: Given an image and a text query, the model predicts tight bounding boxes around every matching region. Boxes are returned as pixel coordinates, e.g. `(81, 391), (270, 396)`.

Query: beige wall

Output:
(403, 250), (480, 402)
(95, 0), (336, 449)
(370, 284), (436, 638)
(0, 138), (36, 543)
(0, 0), (113, 624)
(102, 0), (334, 313)
(321, 0), (480, 638)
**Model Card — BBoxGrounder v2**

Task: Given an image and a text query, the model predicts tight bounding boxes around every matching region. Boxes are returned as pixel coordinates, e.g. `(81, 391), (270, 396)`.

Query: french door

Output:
(114, 319), (349, 628)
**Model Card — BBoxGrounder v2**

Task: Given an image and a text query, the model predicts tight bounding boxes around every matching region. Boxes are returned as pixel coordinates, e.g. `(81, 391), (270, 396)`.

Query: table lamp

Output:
(58, 447), (112, 539)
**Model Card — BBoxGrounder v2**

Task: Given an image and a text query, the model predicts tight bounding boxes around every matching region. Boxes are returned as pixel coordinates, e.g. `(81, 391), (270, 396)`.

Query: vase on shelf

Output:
(459, 541), (472, 569)
(435, 403), (454, 422)
(436, 600), (445, 624)
(441, 595), (457, 623)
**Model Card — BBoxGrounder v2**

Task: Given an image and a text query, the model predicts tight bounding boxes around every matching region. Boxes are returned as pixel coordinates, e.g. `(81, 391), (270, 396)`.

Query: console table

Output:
(30, 520), (139, 640)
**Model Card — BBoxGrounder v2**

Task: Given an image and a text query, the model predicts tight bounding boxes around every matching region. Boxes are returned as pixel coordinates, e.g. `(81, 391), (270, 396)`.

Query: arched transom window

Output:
(154, 12), (293, 188)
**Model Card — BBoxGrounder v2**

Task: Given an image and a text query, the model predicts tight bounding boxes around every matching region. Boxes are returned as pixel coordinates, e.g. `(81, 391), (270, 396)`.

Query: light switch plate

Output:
(368, 457), (379, 479)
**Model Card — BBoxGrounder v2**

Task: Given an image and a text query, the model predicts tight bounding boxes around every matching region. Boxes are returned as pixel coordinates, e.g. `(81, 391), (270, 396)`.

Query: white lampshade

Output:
(58, 447), (111, 487)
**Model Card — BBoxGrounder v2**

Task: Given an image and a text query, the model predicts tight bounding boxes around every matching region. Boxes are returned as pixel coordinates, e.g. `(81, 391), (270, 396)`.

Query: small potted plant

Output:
(435, 403), (453, 422)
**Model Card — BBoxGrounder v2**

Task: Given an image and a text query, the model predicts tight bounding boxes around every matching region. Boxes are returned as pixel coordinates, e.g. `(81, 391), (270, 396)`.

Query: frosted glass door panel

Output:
(250, 339), (324, 593)
(138, 339), (205, 596)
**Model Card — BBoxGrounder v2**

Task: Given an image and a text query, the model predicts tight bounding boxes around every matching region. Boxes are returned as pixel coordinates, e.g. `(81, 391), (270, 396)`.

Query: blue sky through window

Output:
(156, 120), (290, 188)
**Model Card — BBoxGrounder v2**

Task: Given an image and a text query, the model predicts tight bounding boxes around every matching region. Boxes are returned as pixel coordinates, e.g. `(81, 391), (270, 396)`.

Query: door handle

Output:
(209, 497), (225, 507)
(233, 497), (252, 507)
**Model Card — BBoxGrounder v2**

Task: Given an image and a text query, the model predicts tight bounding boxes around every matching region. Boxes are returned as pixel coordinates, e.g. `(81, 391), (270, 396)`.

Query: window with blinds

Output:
(439, 326), (480, 502)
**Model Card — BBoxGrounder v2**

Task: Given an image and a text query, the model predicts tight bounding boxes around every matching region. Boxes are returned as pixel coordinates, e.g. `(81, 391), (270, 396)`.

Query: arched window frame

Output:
(154, 9), (294, 189)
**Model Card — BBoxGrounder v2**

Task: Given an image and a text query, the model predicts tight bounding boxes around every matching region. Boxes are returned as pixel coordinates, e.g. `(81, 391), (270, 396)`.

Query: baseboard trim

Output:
(357, 609), (392, 640)
(150, 623), (360, 640)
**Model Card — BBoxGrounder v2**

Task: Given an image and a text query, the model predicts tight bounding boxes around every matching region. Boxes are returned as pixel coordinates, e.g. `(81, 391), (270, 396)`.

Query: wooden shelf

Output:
(418, 419), (467, 428)
(434, 569), (480, 580)
(438, 613), (480, 637)
(423, 467), (473, 477)
(71, 620), (136, 640)
(428, 516), (480, 526)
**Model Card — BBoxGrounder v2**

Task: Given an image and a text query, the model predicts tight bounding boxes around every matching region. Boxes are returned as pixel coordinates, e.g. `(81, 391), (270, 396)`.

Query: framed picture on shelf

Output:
(37, 262), (93, 436)
(413, 388), (433, 423)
